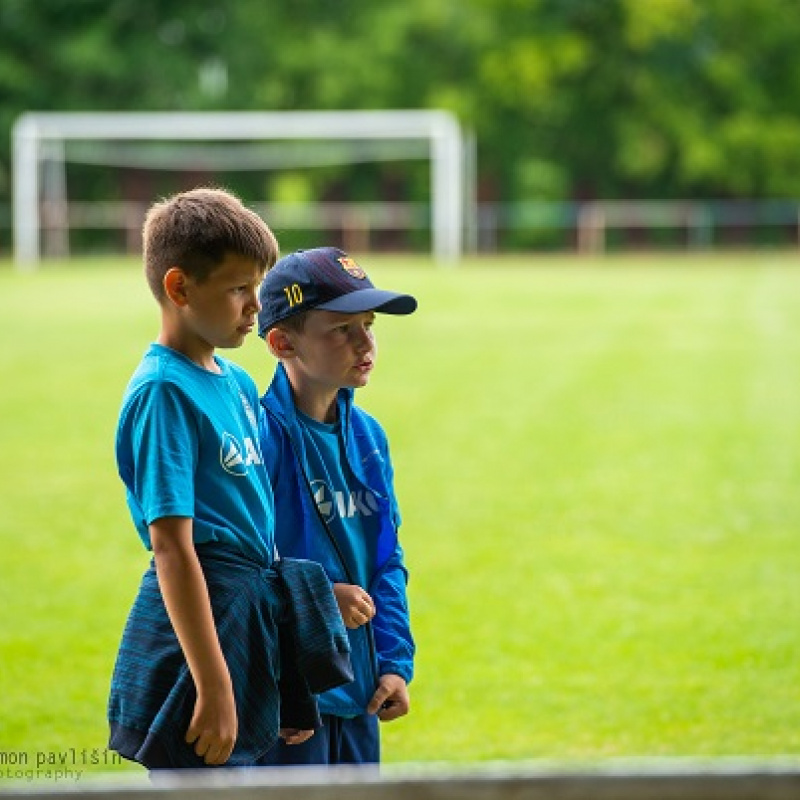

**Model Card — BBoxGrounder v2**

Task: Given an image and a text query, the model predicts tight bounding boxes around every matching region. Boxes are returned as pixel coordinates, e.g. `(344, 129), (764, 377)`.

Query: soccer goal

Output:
(12, 110), (464, 269)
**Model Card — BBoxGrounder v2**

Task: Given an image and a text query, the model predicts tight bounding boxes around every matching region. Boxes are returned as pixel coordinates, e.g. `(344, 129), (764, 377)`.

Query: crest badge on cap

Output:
(337, 256), (366, 279)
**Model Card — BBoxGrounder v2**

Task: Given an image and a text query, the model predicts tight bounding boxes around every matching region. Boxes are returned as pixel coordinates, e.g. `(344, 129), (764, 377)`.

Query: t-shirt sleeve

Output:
(125, 380), (198, 525)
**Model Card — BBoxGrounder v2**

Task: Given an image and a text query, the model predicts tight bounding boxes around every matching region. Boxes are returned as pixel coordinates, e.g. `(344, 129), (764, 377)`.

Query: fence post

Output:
(578, 202), (605, 254)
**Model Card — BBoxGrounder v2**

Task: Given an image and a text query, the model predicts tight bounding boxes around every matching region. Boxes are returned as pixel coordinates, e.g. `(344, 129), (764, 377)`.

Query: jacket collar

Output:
(261, 362), (354, 439)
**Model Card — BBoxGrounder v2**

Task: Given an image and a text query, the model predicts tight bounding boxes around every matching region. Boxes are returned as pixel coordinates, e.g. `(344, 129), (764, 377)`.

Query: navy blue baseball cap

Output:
(257, 247), (417, 337)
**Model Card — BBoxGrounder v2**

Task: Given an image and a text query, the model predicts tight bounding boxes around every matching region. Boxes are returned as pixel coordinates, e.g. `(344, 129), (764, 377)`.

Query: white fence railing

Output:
(476, 200), (800, 253)
(2, 199), (800, 262)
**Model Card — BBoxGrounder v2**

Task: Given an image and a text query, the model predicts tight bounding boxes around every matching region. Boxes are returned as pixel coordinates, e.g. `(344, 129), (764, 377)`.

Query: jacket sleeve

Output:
(371, 543), (415, 684)
(361, 416), (415, 684)
(276, 620), (322, 731)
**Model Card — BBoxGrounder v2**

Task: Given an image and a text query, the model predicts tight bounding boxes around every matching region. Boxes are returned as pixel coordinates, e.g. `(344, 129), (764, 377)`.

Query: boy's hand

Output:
(185, 684), (238, 765)
(367, 674), (409, 722)
(280, 728), (315, 745)
(332, 583), (375, 629)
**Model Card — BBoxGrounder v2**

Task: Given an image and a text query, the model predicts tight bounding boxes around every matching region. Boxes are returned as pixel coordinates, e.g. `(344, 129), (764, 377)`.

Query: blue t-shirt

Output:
(297, 411), (379, 590)
(116, 343), (275, 565)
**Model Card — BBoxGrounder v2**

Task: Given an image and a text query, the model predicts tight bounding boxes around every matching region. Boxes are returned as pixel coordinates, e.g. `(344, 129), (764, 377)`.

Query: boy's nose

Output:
(354, 328), (373, 351)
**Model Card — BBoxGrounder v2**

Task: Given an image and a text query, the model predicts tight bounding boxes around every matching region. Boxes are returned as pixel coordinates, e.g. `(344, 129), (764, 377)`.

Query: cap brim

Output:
(316, 288), (417, 315)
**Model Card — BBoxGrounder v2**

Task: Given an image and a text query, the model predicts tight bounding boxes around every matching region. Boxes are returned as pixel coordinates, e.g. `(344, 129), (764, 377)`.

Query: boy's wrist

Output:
(193, 661), (233, 695)
(379, 665), (413, 684)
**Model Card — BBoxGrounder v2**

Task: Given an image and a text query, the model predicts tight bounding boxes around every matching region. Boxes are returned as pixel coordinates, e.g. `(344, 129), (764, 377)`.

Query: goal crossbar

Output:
(12, 110), (463, 267)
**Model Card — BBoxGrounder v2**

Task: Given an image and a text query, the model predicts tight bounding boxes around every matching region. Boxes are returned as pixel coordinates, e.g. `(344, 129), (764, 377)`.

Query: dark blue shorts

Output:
(257, 713), (380, 765)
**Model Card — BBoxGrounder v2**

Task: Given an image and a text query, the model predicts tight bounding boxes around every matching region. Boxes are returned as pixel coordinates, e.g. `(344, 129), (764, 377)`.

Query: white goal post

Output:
(12, 110), (464, 269)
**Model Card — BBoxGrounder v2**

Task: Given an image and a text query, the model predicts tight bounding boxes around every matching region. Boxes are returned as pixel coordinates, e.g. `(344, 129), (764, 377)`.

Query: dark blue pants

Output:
(257, 713), (380, 765)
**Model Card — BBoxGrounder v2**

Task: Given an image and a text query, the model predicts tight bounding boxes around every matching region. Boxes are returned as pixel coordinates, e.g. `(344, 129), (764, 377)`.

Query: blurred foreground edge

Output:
(1, 757), (800, 799)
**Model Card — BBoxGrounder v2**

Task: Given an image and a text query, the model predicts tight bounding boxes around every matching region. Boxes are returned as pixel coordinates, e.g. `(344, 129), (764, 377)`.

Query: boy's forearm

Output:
(151, 518), (231, 691)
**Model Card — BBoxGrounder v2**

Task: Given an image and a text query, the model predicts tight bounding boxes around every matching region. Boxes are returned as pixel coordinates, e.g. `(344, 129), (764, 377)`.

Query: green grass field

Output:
(1, 252), (799, 781)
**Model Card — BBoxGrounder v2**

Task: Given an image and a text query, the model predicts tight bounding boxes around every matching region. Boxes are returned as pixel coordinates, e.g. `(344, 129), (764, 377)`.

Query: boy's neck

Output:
(286, 372), (338, 424)
(158, 330), (220, 373)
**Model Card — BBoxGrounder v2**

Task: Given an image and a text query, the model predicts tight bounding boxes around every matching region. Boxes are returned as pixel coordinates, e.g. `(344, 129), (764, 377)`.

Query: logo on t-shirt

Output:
(311, 479), (378, 523)
(220, 432), (262, 475)
(238, 389), (258, 430)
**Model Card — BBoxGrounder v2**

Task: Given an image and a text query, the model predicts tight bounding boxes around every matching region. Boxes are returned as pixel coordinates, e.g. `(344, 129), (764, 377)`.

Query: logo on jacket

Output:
(220, 432), (262, 475)
(311, 478), (378, 522)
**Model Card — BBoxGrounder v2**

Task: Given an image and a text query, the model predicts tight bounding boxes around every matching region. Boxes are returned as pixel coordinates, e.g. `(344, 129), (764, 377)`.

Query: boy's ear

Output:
(163, 267), (190, 307)
(266, 326), (295, 359)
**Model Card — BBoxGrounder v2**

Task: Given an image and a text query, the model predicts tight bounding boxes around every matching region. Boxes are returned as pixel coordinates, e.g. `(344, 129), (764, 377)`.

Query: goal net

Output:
(12, 110), (464, 268)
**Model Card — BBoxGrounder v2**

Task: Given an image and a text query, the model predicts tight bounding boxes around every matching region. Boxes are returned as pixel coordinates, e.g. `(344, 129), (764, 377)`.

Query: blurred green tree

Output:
(2, 0), (800, 232)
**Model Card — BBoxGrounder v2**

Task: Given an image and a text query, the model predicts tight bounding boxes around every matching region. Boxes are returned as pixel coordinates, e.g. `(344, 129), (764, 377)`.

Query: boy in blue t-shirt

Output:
(255, 247), (417, 765)
(108, 188), (318, 769)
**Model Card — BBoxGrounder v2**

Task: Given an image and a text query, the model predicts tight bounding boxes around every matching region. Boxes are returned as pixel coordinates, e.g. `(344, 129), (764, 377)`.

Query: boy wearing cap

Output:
(256, 247), (416, 766)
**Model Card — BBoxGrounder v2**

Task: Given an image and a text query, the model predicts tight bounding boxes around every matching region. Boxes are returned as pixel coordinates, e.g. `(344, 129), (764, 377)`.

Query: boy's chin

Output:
(347, 376), (371, 390)
(216, 332), (248, 349)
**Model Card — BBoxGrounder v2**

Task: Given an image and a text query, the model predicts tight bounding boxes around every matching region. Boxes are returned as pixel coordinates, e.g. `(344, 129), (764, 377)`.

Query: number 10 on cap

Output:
(284, 284), (303, 307)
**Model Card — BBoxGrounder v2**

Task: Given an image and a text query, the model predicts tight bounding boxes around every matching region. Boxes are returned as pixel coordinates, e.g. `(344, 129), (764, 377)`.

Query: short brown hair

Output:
(274, 311), (308, 334)
(143, 187), (279, 301)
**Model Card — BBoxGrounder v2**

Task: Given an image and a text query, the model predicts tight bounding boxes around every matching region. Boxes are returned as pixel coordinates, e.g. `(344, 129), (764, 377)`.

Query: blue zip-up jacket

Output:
(259, 363), (414, 717)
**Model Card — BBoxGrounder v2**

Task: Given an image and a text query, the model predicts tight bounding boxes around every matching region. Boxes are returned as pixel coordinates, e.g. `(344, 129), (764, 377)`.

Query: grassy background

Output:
(1, 252), (799, 779)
